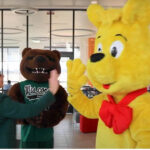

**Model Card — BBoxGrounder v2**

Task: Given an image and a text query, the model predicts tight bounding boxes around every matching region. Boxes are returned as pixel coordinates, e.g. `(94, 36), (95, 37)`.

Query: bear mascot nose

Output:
(36, 56), (45, 63)
(90, 53), (105, 62)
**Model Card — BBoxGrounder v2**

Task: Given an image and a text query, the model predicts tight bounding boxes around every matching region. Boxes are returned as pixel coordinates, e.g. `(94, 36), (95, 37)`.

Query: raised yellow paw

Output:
(67, 59), (88, 96)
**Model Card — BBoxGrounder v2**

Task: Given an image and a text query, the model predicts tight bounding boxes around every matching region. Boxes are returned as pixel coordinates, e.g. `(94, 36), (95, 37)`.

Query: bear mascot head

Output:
(9, 48), (68, 127)
(21, 48), (61, 82)
(67, 0), (150, 148)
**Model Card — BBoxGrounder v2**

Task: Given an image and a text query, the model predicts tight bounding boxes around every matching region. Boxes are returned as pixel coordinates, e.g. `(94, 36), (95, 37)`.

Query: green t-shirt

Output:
(20, 80), (53, 142)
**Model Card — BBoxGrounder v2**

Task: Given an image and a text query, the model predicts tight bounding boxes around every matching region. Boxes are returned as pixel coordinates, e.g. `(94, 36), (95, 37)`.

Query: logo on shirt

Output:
(24, 85), (48, 101)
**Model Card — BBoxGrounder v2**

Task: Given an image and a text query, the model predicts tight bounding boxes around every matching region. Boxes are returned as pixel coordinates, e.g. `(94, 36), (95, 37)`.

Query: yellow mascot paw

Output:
(67, 59), (87, 95)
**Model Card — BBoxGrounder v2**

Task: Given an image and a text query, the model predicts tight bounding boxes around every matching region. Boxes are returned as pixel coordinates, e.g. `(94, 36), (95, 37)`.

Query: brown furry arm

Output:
(44, 85), (69, 127)
(25, 85), (69, 127)
(8, 83), (24, 103)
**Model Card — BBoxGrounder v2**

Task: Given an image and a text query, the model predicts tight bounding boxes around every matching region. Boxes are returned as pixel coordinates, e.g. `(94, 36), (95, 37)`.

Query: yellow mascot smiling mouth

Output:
(67, 0), (150, 148)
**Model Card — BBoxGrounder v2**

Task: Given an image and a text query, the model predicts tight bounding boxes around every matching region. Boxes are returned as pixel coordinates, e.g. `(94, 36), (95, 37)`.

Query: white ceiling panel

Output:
(0, 0), (127, 9)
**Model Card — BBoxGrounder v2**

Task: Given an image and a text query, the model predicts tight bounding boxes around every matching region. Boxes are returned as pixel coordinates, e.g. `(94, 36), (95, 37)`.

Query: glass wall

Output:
(51, 11), (73, 52)
(75, 11), (96, 64)
(3, 11), (26, 84)
(3, 47), (20, 84)
(0, 9), (96, 91)
(29, 11), (49, 49)
(52, 11), (73, 89)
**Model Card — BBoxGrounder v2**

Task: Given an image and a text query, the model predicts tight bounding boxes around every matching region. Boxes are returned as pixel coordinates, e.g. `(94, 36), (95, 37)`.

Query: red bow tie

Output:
(99, 88), (147, 134)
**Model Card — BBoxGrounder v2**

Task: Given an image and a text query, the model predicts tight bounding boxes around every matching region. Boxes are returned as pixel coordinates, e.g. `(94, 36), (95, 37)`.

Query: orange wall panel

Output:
(88, 38), (95, 58)
(88, 38), (95, 86)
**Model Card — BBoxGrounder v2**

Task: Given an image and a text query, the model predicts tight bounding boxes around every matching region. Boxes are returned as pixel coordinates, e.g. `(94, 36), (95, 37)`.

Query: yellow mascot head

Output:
(87, 0), (150, 95)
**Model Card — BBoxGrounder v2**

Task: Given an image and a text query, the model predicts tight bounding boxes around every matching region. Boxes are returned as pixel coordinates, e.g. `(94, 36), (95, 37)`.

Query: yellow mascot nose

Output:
(90, 53), (105, 62)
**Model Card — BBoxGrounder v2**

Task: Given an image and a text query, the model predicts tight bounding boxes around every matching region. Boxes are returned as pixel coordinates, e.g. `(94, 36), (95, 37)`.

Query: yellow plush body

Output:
(67, 0), (150, 148)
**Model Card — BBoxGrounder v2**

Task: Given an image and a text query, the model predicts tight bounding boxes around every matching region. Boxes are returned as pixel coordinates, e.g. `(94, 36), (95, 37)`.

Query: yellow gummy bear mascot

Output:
(67, 0), (150, 148)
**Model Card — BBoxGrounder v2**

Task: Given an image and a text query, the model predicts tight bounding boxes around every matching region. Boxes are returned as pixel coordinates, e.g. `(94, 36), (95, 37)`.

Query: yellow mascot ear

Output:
(122, 0), (150, 24)
(87, 4), (104, 28)
(87, 4), (122, 27)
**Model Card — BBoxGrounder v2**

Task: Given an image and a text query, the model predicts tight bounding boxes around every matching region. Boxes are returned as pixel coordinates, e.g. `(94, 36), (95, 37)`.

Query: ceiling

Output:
(0, 0), (127, 9)
(0, 0), (128, 51)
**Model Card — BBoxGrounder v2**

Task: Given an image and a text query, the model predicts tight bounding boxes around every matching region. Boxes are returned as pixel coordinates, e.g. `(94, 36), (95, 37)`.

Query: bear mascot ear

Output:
(22, 48), (32, 57)
(87, 4), (122, 27)
(122, 0), (150, 24)
(53, 50), (61, 60)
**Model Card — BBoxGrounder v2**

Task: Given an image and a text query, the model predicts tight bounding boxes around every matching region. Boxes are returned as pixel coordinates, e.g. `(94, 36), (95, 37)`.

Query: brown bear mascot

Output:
(8, 48), (68, 148)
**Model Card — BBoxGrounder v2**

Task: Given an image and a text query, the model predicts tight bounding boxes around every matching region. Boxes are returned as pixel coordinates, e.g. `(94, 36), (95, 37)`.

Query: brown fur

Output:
(8, 48), (68, 127)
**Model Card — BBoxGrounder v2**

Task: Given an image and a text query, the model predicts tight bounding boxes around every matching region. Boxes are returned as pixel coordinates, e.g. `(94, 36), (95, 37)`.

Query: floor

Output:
(16, 114), (96, 149)
(54, 114), (96, 149)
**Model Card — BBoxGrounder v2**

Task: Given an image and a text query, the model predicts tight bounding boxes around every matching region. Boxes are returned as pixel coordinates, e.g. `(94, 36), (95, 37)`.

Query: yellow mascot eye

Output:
(110, 41), (124, 58)
(97, 43), (103, 52)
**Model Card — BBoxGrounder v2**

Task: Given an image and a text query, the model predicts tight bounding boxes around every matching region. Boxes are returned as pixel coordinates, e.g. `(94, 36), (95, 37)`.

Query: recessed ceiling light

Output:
(30, 37), (49, 43)
(0, 27), (24, 34)
(32, 40), (40, 43)
(0, 39), (19, 44)
(91, 0), (98, 4)
(22, 24), (33, 27)
(12, 7), (38, 16)
(52, 28), (96, 37)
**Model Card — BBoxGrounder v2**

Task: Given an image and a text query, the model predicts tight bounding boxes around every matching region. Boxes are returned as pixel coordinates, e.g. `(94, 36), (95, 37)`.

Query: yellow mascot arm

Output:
(130, 104), (150, 148)
(68, 91), (105, 119)
(67, 59), (104, 119)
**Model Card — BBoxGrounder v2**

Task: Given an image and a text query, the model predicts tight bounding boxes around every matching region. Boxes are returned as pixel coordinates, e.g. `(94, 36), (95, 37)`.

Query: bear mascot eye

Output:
(110, 41), (124, 58)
